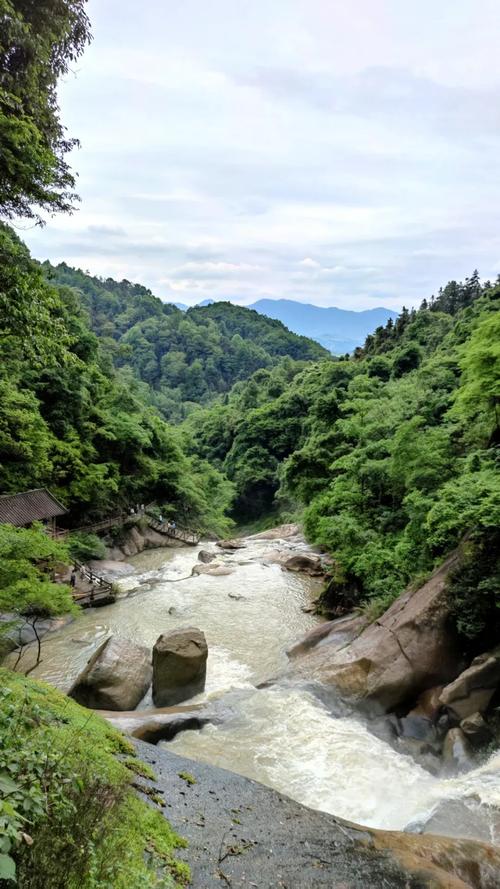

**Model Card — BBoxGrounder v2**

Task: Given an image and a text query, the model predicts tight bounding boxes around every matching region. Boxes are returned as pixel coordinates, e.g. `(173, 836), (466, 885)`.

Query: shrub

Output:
(68, 532), (107, 562)
(0, 671), (189, 888)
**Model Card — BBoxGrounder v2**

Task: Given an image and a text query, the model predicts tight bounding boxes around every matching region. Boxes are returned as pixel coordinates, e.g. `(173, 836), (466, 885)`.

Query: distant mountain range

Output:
(172, 298), (398, 353)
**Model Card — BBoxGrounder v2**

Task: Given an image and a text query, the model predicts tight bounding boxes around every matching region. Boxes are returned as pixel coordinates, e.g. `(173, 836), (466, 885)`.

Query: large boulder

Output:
(152, 627), (208, 706)
(216, 538), (246, 550)
(439, 647), (500, 720)
(69, 636), (152, 710)
(198, 549), (216, 563)
(289, 550), (463, 713)
(280, 553), (325, 576)
(248, 523), (301, 540)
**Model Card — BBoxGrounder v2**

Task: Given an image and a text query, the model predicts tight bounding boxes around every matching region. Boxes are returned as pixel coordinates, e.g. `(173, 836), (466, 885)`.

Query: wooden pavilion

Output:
(0, 488), (68, 535)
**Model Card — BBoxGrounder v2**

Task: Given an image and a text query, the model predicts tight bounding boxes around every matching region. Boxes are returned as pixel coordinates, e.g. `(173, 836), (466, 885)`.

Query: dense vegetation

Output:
(0, 0), (91, 222)
(45, 262), (327, 421)
(185, 276), (500, 644)
(0, 224), (234, 533)
(0, 670), (189, 887)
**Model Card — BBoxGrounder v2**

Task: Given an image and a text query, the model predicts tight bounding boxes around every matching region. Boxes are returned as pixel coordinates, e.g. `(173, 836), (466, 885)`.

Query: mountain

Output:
(247, 299), (398, 354)
(44, 264), (328, 421)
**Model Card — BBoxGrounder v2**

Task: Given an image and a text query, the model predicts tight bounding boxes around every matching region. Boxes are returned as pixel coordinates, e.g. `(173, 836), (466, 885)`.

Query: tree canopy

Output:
(0, 0), (91, 222)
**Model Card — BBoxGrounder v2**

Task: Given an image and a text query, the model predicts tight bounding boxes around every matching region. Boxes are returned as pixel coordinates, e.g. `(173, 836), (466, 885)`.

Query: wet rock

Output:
(405, 796), (500, 845)
(399, 714), (437, 743)
(280, 553), (325, 576)
(442, 727), (473, 772)
(101, 703), (216, 743)
(439, 647), (500, 721)
(198, 550), (216, 563)
(0, 613), (74, 653)
(152, 627), (208, 706)
(248, 523), (300, 540)
(408, 684), (444, 721)
(287, 612), (368, 659)
(69, 636), (152, 711)
(288, 550), (463, 713)
(135, 738), (500, 889)
(87, 559), (135, 579)
(216, 538), (246, 550)
(193, 564), (234, 576)
(228, 592), (246, 600)
(460, 712), (493, 747)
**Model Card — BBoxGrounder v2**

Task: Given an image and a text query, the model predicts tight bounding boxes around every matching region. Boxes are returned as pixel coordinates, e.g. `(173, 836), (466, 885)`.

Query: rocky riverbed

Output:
(8, 526), (500, 879)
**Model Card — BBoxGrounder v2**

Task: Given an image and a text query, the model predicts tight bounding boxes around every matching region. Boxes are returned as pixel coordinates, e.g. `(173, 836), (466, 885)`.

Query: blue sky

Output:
(22, 0), (500, 310)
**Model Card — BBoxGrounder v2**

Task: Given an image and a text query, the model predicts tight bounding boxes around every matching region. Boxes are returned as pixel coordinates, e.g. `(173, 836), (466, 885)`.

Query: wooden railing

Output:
(72, 560), (115, 608)
(145, 515), (200, 545)
(51, 504), (201, 546)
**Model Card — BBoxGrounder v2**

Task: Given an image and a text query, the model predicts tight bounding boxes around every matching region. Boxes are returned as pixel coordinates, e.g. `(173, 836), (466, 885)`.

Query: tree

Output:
(0, 0), (91, 222)
(0, 524), (76, 673)
(451, 311), (500, 444)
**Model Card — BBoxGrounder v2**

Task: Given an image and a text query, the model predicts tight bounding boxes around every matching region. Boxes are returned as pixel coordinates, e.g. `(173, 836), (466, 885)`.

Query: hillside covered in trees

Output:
(184, 275), (499, 645)
(0, 224), (234, 533)
(45, 263), (328, 421)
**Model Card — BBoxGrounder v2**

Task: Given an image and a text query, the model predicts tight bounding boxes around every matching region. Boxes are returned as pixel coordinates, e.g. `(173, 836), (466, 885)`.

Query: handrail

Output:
(145, 515), (200, 545)
(74, 560), (113, 591)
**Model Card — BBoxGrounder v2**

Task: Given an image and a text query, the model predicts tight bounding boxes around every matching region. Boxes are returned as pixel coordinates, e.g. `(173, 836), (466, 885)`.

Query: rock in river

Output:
(289, 549), (463, 713)
(152, 626), (208, 706)
(439, 646), (500, 720)
(69, 636), (152, 711)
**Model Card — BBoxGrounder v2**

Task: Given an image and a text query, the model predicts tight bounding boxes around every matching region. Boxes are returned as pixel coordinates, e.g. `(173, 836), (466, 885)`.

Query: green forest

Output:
(184, 274), (499, 642)
(46, 262), (326, 421)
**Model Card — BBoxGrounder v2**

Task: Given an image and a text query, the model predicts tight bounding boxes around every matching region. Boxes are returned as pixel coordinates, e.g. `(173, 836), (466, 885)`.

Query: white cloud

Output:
(22, 0), (500, 311)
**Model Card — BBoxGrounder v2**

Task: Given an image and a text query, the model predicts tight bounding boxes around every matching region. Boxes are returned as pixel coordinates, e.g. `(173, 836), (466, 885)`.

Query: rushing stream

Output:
(26, 537), (500, 840)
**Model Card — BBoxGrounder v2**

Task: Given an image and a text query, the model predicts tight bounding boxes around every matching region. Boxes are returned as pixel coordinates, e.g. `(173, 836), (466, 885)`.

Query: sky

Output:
(22, 0), (500, 310)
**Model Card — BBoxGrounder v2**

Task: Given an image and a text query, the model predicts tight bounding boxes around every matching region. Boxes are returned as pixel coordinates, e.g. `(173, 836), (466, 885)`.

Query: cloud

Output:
(22, 0), (500, 311)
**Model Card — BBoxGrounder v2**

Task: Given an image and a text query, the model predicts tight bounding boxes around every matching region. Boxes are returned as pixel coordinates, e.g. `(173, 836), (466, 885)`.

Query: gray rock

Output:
(135, 739), (500, 889)
(281, 553), (325, 575)
(289, 549), (463, 713)
(198, 550), (216, 563)
(216, 538), (246, 550)
(152, 627), (208, 706)
(101, 702), (216, 743)
(398, 714), (437, 743)
(69, 636), (152, 711)
(405, 797), (500, 845)
(439, 647), (500, 720)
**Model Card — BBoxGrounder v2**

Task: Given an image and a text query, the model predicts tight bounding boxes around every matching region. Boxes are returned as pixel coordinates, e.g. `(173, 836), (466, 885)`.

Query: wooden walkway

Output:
(145, 515), (200, 545)
(72, 561), (116, 609)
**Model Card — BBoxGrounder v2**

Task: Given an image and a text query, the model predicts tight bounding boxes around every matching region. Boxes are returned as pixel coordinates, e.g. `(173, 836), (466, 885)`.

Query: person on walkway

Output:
(70, 569), (76, 588)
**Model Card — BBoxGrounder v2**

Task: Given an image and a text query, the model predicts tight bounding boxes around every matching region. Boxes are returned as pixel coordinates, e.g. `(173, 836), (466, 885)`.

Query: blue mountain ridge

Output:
(170, 297), (397, 354)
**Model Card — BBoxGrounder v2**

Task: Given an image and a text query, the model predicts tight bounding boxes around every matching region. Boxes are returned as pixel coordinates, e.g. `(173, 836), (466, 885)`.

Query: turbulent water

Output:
(27, 538), (500, 840)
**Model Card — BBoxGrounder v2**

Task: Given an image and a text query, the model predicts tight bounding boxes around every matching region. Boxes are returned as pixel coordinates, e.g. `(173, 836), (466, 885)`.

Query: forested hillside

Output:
(45, 263), (327, 420)
(0, 225), (233, 532)
(184, 275), (500, 645)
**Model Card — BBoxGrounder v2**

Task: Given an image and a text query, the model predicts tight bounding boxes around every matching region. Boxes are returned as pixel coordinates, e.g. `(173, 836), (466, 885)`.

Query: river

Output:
(25, 536), (500, 841)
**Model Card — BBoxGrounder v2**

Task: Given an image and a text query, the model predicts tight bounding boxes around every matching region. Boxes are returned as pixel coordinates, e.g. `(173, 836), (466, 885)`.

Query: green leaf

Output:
(0, 773), (20, 795)
(0, 853), (16, 881)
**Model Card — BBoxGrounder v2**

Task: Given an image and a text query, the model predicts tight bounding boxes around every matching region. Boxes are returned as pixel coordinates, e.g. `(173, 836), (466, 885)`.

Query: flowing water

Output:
(26, 537), (500, 840)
